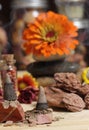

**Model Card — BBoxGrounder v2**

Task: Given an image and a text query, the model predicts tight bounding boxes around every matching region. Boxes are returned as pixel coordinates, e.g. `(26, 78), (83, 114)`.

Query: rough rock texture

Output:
(62, 93), (85, 112)
(54, 73), (89, 96)
(54, 73), (81, 93)
(0, 101), (25, 123)
(78, 84), (89, 96)
(25, 109), (53, 125)
(45, 86), (85, 112)
(44, 73), (89, 112)
(84, 93), (89, 109)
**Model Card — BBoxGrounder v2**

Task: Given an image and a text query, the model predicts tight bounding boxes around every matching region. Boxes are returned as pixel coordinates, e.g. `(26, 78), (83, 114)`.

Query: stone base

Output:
(25, 108), (53, 125)
(27, 60), (80, 77)
(0, 101), (25, 123)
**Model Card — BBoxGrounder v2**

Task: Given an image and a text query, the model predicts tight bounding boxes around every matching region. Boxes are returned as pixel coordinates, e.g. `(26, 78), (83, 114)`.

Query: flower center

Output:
(19, 82), (27, 90)
(46, 31), (55, 38)
(43, 29), (57, 42)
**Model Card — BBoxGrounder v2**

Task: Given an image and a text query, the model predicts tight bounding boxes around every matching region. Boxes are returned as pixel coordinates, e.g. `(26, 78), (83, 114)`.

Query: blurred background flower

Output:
(0, 27), (8, 54)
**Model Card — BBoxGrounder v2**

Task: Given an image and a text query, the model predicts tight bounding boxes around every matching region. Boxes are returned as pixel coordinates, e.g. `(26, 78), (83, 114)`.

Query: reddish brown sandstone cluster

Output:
(45, 73), (89, 112)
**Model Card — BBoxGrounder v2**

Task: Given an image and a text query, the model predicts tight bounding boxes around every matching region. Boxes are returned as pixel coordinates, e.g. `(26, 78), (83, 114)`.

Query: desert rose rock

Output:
(78, 84), (89, 96)
(54, 73), (89, 96)
(84, 93), (89, 109)
(45, 85), (85, 112)
(54, 72), (81, 93)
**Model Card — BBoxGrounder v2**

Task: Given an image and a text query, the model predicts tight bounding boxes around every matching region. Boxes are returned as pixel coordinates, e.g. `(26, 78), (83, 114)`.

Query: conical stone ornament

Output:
(36, 86), (48, 110)
(3, 73), (17, 101)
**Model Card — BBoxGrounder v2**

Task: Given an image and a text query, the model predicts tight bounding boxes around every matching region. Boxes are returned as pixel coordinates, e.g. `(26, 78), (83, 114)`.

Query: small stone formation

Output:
(27, 57), (80, 88)
(45, 72), (89, 112)
(25, 86), (53, 125)
(0, 73), (25, 123)
(27, 60), (80, 77)
(0, 102), (25, 123)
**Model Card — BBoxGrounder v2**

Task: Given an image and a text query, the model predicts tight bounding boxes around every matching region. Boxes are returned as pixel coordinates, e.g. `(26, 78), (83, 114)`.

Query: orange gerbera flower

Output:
(23, 11), (79, 57)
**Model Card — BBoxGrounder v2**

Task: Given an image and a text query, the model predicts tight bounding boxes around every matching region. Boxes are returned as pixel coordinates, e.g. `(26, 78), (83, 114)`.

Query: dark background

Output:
(0, 0), (11, 25)
(1, 0), (89, 25)
(0, 0), (57, 25)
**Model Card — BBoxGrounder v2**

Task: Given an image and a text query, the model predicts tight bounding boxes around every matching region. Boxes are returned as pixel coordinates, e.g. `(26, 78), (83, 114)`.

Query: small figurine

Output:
(25, 86), (53, 126)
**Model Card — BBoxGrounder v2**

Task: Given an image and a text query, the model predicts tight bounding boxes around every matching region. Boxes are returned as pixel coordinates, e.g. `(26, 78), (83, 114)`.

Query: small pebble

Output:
(3, 121), (14, 127)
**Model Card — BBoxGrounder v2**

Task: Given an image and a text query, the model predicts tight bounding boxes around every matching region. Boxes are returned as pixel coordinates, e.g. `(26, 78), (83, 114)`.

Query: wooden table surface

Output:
(0, 103), (89, 130)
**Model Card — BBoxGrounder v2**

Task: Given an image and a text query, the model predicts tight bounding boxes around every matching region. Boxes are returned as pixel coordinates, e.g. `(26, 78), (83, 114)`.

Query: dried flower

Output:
(17, 73), (38, 103)
(18, 87), (38, 104)
(23, 11), (79, 57)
